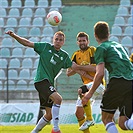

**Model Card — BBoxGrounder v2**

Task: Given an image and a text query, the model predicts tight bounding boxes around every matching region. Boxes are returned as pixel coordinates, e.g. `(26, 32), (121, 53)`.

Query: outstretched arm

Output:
(5, 30), (34, 48)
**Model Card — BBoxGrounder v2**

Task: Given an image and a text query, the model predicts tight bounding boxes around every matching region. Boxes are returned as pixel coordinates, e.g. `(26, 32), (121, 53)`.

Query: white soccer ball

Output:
(47, 11), (62, 26)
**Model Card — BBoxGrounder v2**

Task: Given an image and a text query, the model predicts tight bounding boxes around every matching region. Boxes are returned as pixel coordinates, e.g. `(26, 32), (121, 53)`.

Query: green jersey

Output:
(94, 41), (133, 80)
(34, 42), (72, 85)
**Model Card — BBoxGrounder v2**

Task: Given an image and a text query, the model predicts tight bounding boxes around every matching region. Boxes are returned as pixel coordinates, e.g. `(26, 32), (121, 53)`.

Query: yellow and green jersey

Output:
(71, 46), (96, 84)
(34, 42), (72, 86)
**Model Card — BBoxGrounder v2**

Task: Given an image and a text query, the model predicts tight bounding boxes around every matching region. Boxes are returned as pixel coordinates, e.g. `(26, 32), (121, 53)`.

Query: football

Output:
(47, 11), (62, 26)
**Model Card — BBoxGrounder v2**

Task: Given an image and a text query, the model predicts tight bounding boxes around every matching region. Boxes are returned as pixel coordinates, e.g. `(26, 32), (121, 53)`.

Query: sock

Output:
(52, 104), (60, 132)
(33, 116), (49, 132)
(78, 118), (90, 133)
(106, 122), (118, 133)
(124, 119), (133, 130)
(83, 100), (93, 121)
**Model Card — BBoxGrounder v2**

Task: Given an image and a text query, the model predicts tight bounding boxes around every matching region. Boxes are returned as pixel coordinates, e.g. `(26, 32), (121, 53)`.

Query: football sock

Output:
(124, 119), (133, 130)
(52, 104), (60, 132)
(33, 116), (49, 132)
(78, 118), (90, 133)
(83, 100), (93, 121)
(106, 122), (118, 133)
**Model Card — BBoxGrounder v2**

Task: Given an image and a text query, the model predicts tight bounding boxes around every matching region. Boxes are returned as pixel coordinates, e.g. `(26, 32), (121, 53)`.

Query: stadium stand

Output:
(11, 0), (22, 8)
(22, 8), (33, 18)
(37, 0), (49, 8)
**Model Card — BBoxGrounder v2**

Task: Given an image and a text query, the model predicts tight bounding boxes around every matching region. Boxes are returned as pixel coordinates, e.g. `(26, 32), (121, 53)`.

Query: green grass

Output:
(0, 124), (132, 133)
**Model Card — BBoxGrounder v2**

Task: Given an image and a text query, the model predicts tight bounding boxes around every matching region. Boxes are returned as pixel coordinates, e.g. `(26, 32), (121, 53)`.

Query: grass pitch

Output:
(0, 124), (132, 133)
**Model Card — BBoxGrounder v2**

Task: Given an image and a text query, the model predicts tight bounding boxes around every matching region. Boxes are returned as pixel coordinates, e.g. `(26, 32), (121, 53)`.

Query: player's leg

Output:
(75, 96), (90, 133)
(50, 91), (62, 133)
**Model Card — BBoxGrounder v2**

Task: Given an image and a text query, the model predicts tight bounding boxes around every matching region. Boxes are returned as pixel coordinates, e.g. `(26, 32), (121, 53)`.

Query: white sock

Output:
(33, 116), (49, 132)
(106, 122), (118, 133)
(124, 119), (133, 130)
(52, 104), (60, 132)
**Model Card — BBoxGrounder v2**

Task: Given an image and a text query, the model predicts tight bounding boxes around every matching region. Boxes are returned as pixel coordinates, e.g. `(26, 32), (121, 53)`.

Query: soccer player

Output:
(5, 30), (75, 133)
(66, 32), (96, 133)
(82, 21), (133, 133)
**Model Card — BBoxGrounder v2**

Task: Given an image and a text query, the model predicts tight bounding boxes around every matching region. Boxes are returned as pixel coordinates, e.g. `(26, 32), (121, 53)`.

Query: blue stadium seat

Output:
(42, 27), (54, 37)
(120, 0), (130, 7)
(22, 58), (33, 68)
(6, 18), (17, 27)
(114, 16), (125, 26)
(29, 27), (41, 37)
(123, 26), (133, 36)
(9, 58), (21, 68)
(51, 0), (62, 8)
(121, 36), (132, 47)
(24, 48), (36, 57)
(127, 17), (132, 26)
(11, 0), (22, 8)
(0, 69), (6, 79)
(37, 0), (49, 8)
(1, 0), (8, 8)
(19, 18), (31, 27)
(34, 8), (46, 17)
(0, 8), (7, 18)
(29, 37), (39, 42)
(12, 47), (23, 57)
(22, 8), (33, 17)
(111, 26), (122, 36)
(19, 69), (30, 79)
(28, 80), (35, 90)
(8, 8), (20, 17)
(0, 18), (4, 27)
(0, 48), (11, 57)
(17, 27), (29, 37)
(32, 17), (43, 27)
(117, 6), (129, 17)
(16, 80), (28, 90)
(24, 0), (35, 8)
(4, 80), (16, 90)
(8, 69), (18, 79)
(1, 38), (13, 47)
(41, 37), (52, 43)
(31, 69), (37, 78)
(33, 58), (39, 68)
(0, 58), (8, 68)
(109, 35), (119, 43)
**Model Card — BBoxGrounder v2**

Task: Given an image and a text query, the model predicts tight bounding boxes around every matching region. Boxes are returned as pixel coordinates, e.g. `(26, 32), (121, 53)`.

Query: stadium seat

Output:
(5, 18), (17, 27)
(4, 80), (16, 90)
(51, 0), (62, 8)
(29, 37), (39, 42)
(24, 0), (35, 8)
(22, 58), (33, 68)
(17, 27), (29, 37)
(32, 17), (43, 27)
(120, 0), (130, 7)
(37, 0), (49, 7)
(19, 18), (31, 27)
(121, 36), (133, 47)
(24, 48), (36, 57)
(42, 27), (54, 37)
(0, 18), (4, 27)
(49, 7), (59, 12)
(109, 35), (119, 43)
(12, 48), (23, 57)
(114, 16), (125, 26)
(1, 0), (8, 8)
(34, 8), (46, 17)
(16, 80), (28, 90)
(123, 26), (133, 36)
(1, 38), (13, 47)
(41, 37), (52, 43)
(11, 0), (22, 8)
(29, 27), (41, 37)
(19, 69), (30, 79)
(127, 17), (132, 26)
(117, 6), (129, 17)
(0, 69), (6, 79)
(8, 8), (20, 17)
(111, 26), (122, 36)
(9, 58), (21, 68)
(31, 69), (37, 78)
(14, 40), (24, 47)
(22, 8), (33, 17)
(0, 58), (8, 68)
(33, 58), (39, 68)
(28, 80), (35, 90)
(0, 81), (3, 90)
(0, 48), (11, 57)
(0, 8), (7, 18)
(8, 69), (18, 79)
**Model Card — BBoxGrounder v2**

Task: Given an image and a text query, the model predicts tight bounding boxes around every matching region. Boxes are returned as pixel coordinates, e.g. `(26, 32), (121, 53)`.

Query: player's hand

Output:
(71, 62), (79, 70)
(82, 91), (93, 105)
(5, 30), (15, 37)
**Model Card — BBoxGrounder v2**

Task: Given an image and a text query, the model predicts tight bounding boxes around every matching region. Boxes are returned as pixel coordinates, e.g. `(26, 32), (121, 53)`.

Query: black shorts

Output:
(34, 79), (56, 108)
(100, 78), (133, 118)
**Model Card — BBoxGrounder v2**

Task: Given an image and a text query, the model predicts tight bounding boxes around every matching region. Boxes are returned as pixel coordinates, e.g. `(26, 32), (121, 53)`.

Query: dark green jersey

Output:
(34, 42), (72, 85)
(94, 41), (133, 80)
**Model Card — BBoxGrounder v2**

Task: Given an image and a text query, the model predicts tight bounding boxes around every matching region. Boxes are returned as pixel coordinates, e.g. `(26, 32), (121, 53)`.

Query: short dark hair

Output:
(94, 21), (109, 40)
(77, 32), (89, 41)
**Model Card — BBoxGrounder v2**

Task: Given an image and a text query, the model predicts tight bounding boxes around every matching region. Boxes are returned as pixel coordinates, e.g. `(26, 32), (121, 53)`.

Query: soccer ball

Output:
(47, 11), (62, 26)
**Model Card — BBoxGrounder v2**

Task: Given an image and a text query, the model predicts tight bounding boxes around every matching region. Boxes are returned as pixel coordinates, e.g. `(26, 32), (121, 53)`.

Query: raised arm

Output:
(5, 30), (34, 48)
